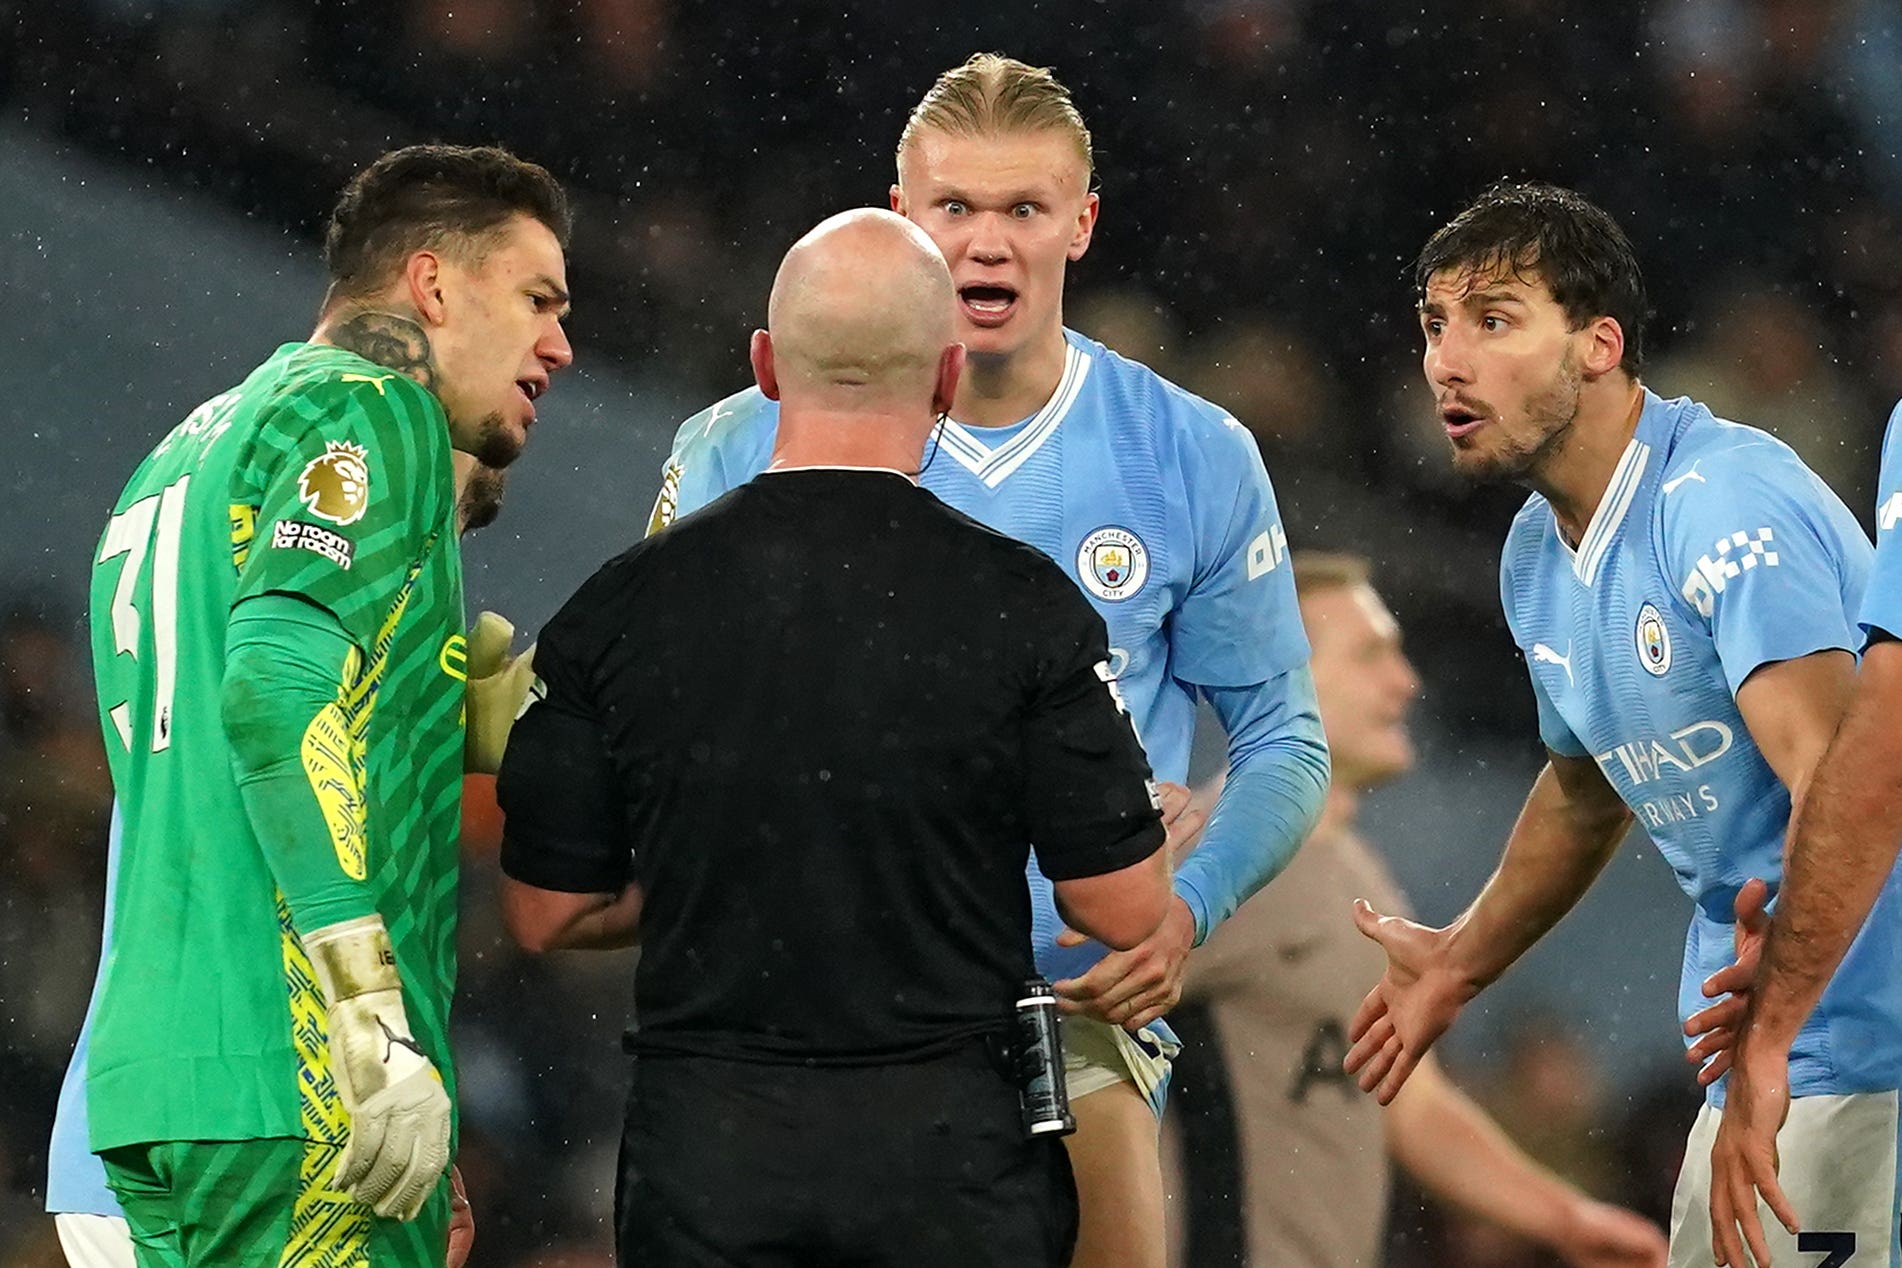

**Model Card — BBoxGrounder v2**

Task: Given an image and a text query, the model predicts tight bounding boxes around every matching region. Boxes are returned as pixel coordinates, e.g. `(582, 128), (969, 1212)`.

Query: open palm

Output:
(1343, 900), (1475, 1104)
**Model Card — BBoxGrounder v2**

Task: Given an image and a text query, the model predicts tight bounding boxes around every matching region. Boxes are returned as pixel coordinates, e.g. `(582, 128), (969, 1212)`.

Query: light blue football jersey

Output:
(1501, 389), (1901, 1104)
(46, 804), (123, 1217)
(1862, 399), (1902, 645)
(653, 328), (1311, 982)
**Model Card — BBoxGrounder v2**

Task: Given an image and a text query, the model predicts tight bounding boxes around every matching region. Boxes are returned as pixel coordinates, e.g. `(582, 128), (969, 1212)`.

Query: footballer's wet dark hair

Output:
(322, 144), (571, 309)
(1415, 182), (1648, 375)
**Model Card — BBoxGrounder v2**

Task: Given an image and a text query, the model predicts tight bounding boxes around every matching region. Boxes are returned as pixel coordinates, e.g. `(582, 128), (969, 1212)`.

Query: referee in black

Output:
(495, 209), (1172, 1267)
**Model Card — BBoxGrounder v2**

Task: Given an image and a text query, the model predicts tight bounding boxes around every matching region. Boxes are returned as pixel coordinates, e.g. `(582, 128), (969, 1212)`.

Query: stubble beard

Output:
(1448, 350), (1583, 486)
(451, 410), (522, 470)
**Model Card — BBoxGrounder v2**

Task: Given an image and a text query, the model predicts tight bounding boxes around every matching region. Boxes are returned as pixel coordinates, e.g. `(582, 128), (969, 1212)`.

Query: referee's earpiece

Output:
(915, 412), (948, 479)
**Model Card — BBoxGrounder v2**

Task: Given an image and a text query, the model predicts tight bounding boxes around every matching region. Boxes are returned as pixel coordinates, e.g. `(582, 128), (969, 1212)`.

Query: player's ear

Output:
(1068, 192), (1100, 262)
(405, 251), (448, 326)
(1582, 315), (1625, 379)
(750, 330), (780, 401)
(933, 343), (965, 417)
(890, 183), (906, 215)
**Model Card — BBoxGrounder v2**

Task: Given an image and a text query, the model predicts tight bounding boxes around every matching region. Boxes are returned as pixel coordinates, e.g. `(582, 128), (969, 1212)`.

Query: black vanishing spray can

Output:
(1014, 977), (1076, 1137)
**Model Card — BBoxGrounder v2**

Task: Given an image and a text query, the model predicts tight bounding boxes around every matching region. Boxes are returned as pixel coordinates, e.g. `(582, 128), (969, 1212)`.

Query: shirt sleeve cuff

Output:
(500, 835), (628, 894)
(1173, 874), (1212, 946)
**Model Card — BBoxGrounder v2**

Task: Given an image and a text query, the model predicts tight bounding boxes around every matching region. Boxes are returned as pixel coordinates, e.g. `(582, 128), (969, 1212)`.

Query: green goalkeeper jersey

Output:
(87, 341), (466, 1150)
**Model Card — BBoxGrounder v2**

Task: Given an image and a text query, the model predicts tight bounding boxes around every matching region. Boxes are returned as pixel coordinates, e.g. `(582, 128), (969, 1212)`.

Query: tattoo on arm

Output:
(326, 312), (439, 391)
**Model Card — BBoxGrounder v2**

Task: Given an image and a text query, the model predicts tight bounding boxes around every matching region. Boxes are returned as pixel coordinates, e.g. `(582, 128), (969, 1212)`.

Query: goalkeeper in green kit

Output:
(84, 145), (571, 1267)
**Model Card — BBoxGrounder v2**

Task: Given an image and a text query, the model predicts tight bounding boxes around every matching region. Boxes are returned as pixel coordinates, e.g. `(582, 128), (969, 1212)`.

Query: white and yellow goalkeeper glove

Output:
(304, 915), (452, 1220)
(464, 610), (537, 775)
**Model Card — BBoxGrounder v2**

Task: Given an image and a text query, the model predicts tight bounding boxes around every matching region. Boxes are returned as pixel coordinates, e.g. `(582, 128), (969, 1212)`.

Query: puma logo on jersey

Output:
(1880, 492), (1902, 533)
(1661, 462), (1706, 495)
(1532, 642), (1574, 685)
(297, 440), (371, 526)
(340, 372), (396, 396)
(696, 400), (733, 440)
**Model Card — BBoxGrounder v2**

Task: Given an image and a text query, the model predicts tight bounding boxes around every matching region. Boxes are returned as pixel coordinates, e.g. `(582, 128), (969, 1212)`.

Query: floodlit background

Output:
(4, 1), (1900, 1263)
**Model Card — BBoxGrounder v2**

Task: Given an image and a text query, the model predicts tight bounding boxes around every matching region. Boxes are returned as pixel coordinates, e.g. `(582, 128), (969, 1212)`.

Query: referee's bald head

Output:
(763, 208), (958, 411)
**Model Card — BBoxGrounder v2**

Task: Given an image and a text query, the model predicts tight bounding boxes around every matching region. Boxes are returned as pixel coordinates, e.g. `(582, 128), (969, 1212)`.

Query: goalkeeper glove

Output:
(464, 610), (537, 775)
(304, 914), (452, 1220)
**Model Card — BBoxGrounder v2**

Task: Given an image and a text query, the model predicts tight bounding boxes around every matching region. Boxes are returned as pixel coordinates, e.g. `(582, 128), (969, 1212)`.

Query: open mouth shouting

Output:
(1440, 398), (1489, 440)
(958, 283), (1020, 328)
(515, 375), (548, 422)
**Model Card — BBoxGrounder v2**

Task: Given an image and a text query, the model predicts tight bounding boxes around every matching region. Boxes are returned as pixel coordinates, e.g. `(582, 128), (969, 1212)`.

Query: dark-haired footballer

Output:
(1344, 183), (1898, 1267)
(76, 144), (571, 1268)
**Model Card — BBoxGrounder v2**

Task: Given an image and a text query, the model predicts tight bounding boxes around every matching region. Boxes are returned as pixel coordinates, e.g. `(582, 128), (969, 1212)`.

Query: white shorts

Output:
(53, 1212), (135, 1268)
(1062, 1014), (1180, 1118)
(1670, 1090), (1901, 1268)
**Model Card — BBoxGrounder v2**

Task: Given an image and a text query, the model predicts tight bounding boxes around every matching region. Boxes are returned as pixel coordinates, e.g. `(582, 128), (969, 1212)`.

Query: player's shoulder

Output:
(543, 528), (667, 651)
(1877, 396), (1902, 469)
(1503, 490), (1557, 562)
(277, 343), (441, 421)
(1876, 399), (1902, 528)
(1070, 330), (1260, 486)
(1657, 396), (1809, 490)
(669, 386), (779, 457)
(1075, 330), (1242, 439)
(1499, 492), (1557, 610)
(1651, 395), (1839, 534)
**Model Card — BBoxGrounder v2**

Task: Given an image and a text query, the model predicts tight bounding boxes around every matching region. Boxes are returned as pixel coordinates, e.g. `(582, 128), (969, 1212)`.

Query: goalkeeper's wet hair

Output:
(1415, 181), (1648, 375)
(321, 144), (571, 310)
(898, 53), (1094, 186)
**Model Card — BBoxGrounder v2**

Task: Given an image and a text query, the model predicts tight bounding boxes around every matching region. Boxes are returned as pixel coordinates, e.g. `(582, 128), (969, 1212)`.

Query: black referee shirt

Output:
(498, 468), (1165, 1064)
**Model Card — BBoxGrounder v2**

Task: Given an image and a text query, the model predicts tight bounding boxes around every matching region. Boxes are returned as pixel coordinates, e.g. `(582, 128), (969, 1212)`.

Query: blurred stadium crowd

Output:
(3, 0), (1900, 1262)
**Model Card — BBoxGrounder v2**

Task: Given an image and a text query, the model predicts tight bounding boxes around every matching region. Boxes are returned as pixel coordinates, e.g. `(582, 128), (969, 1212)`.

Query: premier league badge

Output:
(1078, 526), (1149, 602)
(1635, 602), (1672, 676)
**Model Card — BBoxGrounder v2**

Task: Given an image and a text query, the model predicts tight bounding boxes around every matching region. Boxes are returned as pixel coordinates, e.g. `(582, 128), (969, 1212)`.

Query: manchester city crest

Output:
(1077, 526), (1149, 602)
(1635, 602), (1672, 676)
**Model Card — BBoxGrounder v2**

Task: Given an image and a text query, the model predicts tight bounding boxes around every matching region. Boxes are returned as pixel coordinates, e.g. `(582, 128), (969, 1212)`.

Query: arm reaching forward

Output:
(1343, 751), (1633, 1104)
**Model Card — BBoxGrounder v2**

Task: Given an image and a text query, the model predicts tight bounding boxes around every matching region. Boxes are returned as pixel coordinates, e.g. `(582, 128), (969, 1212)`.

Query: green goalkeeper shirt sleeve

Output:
(222, 591), (379, 932)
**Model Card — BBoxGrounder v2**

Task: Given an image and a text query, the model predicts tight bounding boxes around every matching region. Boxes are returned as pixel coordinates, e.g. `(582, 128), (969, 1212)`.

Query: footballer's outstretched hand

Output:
(1682, 877), (1772, 1086)
(1343, 901), (1476, 1105)
(465, 611), (537, 775)
(305, 915), (452, 1220)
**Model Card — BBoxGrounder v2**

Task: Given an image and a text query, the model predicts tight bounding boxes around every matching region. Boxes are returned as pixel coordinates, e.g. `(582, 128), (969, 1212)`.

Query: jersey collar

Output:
(932, 339), (1091, 488)
(1564, 432), (1652, 587)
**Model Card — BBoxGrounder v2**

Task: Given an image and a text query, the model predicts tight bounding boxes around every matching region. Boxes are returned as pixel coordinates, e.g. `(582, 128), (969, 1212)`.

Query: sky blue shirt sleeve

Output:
(1499, 532), (1590, 758)
(647, 390), (776, 533)
(1860, 400), (1902, 644)
(1663, 445), (1870, 695)
(1168, 414), (1309, 686)
(1174, 667), (1329, 943)
(1527, 666), (1591, 758)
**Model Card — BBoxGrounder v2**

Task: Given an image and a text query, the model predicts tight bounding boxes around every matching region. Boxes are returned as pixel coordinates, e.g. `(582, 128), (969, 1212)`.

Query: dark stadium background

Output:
(3, 0), (1899, 1261)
